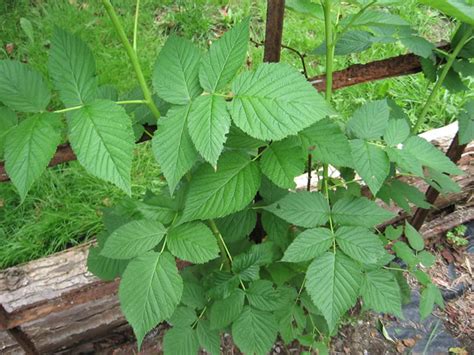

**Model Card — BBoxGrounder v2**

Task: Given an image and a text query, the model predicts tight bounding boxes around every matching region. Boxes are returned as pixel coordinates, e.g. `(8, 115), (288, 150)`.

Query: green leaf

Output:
(68, 100), (135, 194)
(0, 107), (17, 158)
(361, 270), (403, 317)
(392, 241), (417, 268)
(246, 280), (285, 311)
(153, 36), (202, 105)
(347, 100), (390, 140)
(20, 17), (34, 43)
(282, 228), (333, 262)
(419, 284), (444, 320)
(458, 101), (474, 144)
(443, 68), (468, 93)
(196, 320), (221, 355)
(199, 18), (249, 92)
(210, 290), (245, 329)
(340, 10), (409, 28)
(260, 139), (305, 189)
(182, 151), (261, 221)
(100, 219), (166, 259)
(425, 168), (461, 193)
(385, 146), (424, 177)
(385, 225), (403, 241)
(384, 118), (410, 146)
(0, 60), (50, 112)
(87, 245), (128, 281)
(48, 28), (98, 107)
(262, 211), (292, 251)
(181, 280), (206, 310)
(215, 208), (257, 243)
(335, 226), (385, 263)
(5, 114), (61, 201)
(391, 265), (411, 305)
(167, 221), (220, 264)
(207, 271), (240, 299)
(379, 180), (431, 212)
(231, 62), (332, 140)
(277, 304), (306, 344)
(404, 221), (425, 251)
(421, 57), (437, 82)
(232, 253), (260, 281)
(232, 306), (278, 355)
(163, 326), (200, 355)
(400, 36), (435, 58)
(331, 197), (395, 228)
(418, 251), (436, 267)
(350, 139), (390, 195)
(314, 30), (374, 56)
(119, 251), (183, 348)
(403, 136), (463, 175)
(286, 0), (323, 18)
(419, 0), (474, 25)
(453, 59), (474, 77)
(168, 306), (197, 327)
(152, 104), (198, 195)
(259, 176), (289, 204)
(263, 191), (330, 228)
(225, 124), (266, 150)
(188, 95), (231, 166)
(306, 252), (362, 331)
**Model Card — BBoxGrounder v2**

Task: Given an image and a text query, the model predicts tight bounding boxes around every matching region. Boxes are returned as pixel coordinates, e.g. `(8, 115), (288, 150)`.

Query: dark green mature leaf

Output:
(246, 280), (285, 311)
(68, 100), (135, 194)
(216, 208), (257, 243)
(335, 226), (385, 263)
(331, 197), (395, 228)
(5, 114), (61, 201)
(49, 28), (98, 107)
(210, 289), (245, 329)
(347, 100), (390, 140)
(196, 320), (221, 355)
(262, 212), (292, 251)
(458, 101), (474, 144)
(361, 270), (403, 317)
(231, 63), (332, 140)
(225, 124), (266, 150)
(182, 151), (261, 221)
(277, 304), (306, 344)
(282, 228), (333, 262)
(285, 0), (323, 19)
(167, 222), (220, 263)
(404, 221), (425, 251)
(100, 219), (166, 259)
(199, 18), (249, 92)
(419, 0), (474, 25)
(163, 326), (200, 355)
(119, 251), (183, 349)
(314, 30), (374, 56)
(153, 36), (202, 105)
(87, 245), (128, 281)
(264, 191), (330, 228)
(259, 176), (288, 204)
(188, 95), (231, 167)
(400, 36), (435, 58)
(419, 284), (444, 320)
(0, 107), (17, 158)
(385, 146), (424, 177)
(0, 60), (50, 112)
(232, 306), (278, 355)
(350, 139), (390, 195)
(260, 139), (305, 189)
(306, 252), (362, 331)
(384, 118), (410, 146)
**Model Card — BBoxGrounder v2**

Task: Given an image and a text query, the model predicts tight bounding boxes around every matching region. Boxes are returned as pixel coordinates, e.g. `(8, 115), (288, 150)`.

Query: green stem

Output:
(116, 99), (147, 105)
(53, 105), (83, 114)
(413, 26), (472, 133)
(133, 0), (140, 52)
(101, 0), (160, 120)
(209, 219), (232, 271)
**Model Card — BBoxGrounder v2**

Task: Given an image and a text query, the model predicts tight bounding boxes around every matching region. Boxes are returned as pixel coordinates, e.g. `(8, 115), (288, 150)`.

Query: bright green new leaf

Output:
(400, 36), (435, 58)
(167, 221), (220, 264)
(210, 290), (245, 330)
(383, 118), (410, 146)
(199, 18), (249, 92)
(100, 219), (166, 259)
(5, 114), (61, 201)
(163, 326), (200, 355)
(48, 28), (98, 107)
(331, 197), (395, 228)
(246, 280), (285, 311)
(187, 95), (231, 166)
(68, 100), (135, 194)
(119, 251), (183, 349)
(306, 252), (362, 331)
(282, 228), (333, 262)
(350, 139), (390, 195)
(0, 60), (50, 112)
(404, 221), (425, 251)
(361, 270), (403, 317)
(182, 151), (261, 221)
(260, 139), (305, 189)
(385, 146), (424, 177)
(347, 100), (390, 140)
(419, 284), (444, 320)
(419, 0), (474, 25)
(153, 36), (202, 104)
(232, 306), (278, 355)
(264, 191), (330, 228)
(231, 63), (332, 140)
(335, 226), (385, 264)
(196, 320), (221, 355)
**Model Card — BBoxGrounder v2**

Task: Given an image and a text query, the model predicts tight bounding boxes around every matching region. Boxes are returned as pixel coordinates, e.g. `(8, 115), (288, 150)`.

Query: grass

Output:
(0, 0), (471, 268)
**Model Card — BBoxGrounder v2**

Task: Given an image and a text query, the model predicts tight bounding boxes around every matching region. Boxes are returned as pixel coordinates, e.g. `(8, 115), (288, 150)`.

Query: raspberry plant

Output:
(0, 0), (473, 353)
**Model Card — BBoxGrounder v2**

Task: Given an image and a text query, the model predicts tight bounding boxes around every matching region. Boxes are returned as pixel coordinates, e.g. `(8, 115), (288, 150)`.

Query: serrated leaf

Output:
(347, 100), (390, 140)
(153, 36), (202, 105)
(48, 28), (98, 107)
(68, 100), (134, 194)
(100, 219), (166, 259)
(314, 30), (374, 56)
(5, 114), (61, 201)
(182, 151), (261, 221)
(260, 139), (305, 189)
(263, 191), (330, 228)
(331, 197), (395, 228)
(0, 107), (17, 158)
(168, 306), (197, 327)
(350, 139), (390, 195)
(259, 176), (289, 204)
(419, 0), (474, 25)
(163, 326), (200, 355)
(282, 228), (333, 262)
(0, 60), (50, 112)
(400, 36), (435, 58)
(210, 289), (245, 329)
(335, 226), (385, 263)
(232, 306), (278, 355)
(383, 118), (410, 146)
(385, 146), (424, 177)
(119, 251), (183, 349)
(152, 104), (198, 195)
(181, 280), (206, 310)
(167, 221), (220, 264)
(233, 253), (260, 281)
(425, 168), (461, 193)
(231, 62), (332, 140)
(246, 280), (285, 311)
(392, 241), (417, 268)
(306, 252), (362, 331)
(215, 208), (257, 243)
(277, 304), (306, 344)
(262, 211), (292, 250)
(404, 221), (425, 251)
(420, 284), (444, 320)
(87, 245), (128, 281)
(197, 320), (221, 355)
(361, 270), (403, 317)
(188, 94), (231, 166)
(458, 101), (473, 144)
(340, 10), (409, 28)
(207, 271), (240, 299)
(199, 18), (249, 92)
(225, 124), (266, 150)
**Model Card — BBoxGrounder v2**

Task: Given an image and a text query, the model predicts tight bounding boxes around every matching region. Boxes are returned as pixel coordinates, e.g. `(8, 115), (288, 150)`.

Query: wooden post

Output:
(263, 0), (285, 62)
